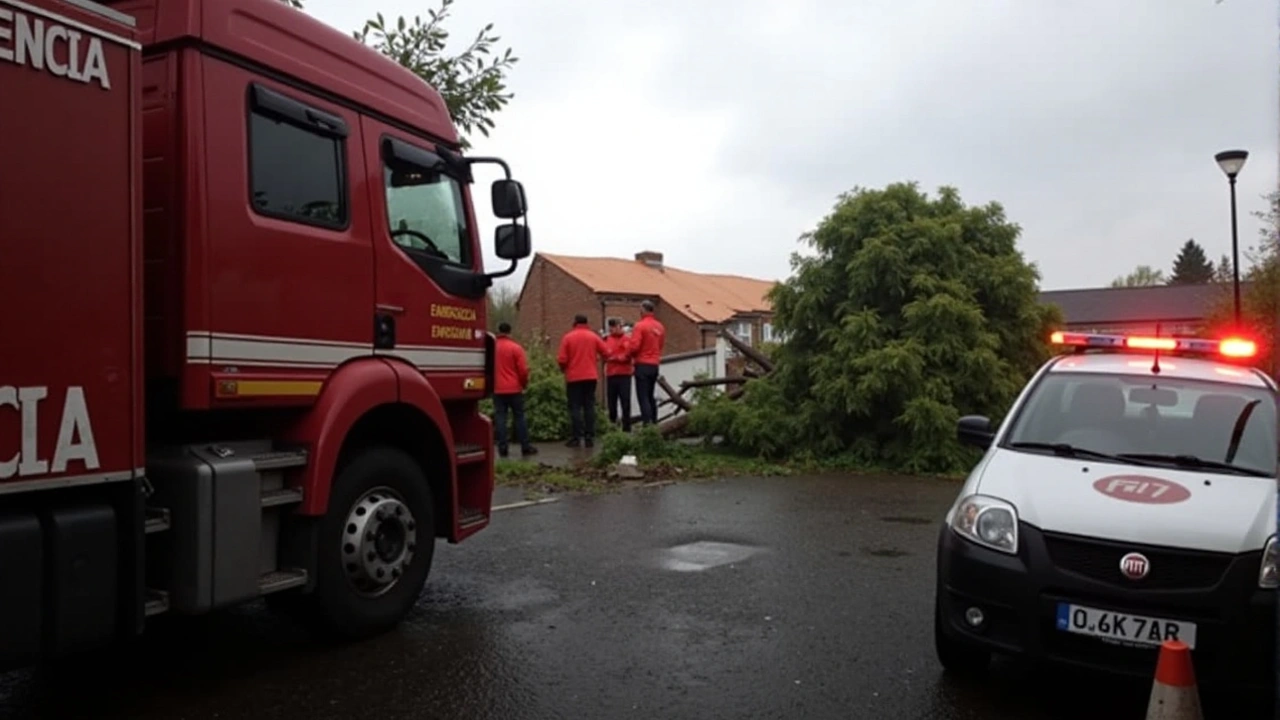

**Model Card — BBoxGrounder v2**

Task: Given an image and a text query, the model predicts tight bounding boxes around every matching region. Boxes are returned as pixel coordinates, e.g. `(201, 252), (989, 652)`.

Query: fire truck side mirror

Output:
(491, 179), (527, 219)
(495, 223), (531, 260)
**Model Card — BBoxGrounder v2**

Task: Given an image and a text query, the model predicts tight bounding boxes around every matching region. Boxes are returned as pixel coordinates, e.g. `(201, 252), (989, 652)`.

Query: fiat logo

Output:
(1119, 552), (1150, 580)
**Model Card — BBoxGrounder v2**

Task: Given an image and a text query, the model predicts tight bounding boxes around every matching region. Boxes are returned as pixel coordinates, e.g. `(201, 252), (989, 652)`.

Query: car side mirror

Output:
(495, 224), (531, 260)
(491, 179), (526, 219)
(957, 415), (995, 450)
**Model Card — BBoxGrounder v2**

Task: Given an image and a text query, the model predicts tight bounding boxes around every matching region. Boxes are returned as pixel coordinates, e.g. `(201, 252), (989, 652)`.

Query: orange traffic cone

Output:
(1145, 639), (1202, 720)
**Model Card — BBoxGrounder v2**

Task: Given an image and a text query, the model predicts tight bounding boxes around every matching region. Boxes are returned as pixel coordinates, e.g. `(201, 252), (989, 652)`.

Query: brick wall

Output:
(654, 304), (700, 356)
(514, 255), (599, 348)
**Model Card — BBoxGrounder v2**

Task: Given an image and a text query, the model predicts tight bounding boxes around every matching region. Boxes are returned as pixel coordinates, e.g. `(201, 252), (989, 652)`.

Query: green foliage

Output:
(1212, 253), (1235, 284)
(1110, 264), (1166, 287)
(482, 342), (570, 442)
(487, 284), (518, 332)
(688, 182), (1059, 474)
(593, 425), (680, 467)
(1203, 191), (1280, 374)
(279, 0), (518, 149)
(1168, 239), (1215, 285)
(591, 425), (793, 477)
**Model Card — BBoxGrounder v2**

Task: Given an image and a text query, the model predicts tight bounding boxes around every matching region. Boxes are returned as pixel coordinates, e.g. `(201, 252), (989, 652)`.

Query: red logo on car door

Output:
(1092, 475), (1191, 504)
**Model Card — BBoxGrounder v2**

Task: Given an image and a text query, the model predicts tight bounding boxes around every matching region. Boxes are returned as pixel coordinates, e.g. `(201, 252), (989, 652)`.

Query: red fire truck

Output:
(0, 0), (531, 668)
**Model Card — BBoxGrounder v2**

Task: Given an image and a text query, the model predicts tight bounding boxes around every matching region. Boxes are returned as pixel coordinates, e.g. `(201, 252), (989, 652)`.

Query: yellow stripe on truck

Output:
(216, 380), (323, 398)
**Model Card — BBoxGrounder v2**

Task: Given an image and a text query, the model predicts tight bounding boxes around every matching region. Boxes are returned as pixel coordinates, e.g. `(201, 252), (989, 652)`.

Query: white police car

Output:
(935, 331), (1278, 688)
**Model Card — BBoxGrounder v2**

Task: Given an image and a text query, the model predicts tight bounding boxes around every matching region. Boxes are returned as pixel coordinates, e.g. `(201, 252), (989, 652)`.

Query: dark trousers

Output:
(634, 363), (659, 425)
(493, 393), (530, 450)
(606, 374), (633, 431)
(566, 379), (598, 440)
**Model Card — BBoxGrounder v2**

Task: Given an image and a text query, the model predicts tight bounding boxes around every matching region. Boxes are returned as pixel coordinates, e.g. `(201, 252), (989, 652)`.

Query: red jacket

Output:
(631, 314), (666, 365)
(603, 332), (633, 377)
(557, 324), (608, 383)
(493, 335), (529, 395)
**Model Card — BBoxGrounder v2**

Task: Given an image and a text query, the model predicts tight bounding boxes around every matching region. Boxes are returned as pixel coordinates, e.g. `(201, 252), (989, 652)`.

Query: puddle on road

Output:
(657, 540), (762, 572)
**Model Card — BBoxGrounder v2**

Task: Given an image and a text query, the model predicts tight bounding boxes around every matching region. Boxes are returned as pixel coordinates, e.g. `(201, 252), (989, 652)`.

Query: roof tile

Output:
(536, 252), (776, 323)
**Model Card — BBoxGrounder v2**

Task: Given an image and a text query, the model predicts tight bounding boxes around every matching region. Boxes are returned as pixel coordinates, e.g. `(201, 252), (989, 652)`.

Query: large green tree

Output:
(280, 0), (518, 148)
(1168, 239), (1215, 284)
(689, 182), (1061, 474)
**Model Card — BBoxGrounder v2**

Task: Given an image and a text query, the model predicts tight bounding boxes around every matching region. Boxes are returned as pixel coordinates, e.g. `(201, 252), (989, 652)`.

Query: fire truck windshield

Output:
(384, 164), (471, 267)
(1003, 372), (1278, 477)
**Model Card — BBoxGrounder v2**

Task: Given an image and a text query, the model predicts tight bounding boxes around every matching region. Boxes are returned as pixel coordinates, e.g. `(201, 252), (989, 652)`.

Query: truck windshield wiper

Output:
(1115, 453), (1271, 478)
(1007, 441), (1155, 466)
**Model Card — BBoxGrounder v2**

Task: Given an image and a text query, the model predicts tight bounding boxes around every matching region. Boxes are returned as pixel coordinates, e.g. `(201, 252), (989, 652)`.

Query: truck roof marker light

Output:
(1219, 338), (1257, 358)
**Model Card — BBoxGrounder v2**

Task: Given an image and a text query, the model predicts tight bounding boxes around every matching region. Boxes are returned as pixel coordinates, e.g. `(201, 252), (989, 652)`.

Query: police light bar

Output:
(1049, 331), (1257, 358)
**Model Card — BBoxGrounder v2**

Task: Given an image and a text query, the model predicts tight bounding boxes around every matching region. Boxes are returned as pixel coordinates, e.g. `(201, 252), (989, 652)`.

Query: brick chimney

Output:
(635, 251), (664, 271)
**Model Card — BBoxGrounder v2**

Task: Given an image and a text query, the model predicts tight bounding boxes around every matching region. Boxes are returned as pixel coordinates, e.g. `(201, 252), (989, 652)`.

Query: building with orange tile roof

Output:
(515, 250), (779, 356)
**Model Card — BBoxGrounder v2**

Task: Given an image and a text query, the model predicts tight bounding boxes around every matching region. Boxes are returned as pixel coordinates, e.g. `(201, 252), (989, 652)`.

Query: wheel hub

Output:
(341, 487), (417, 597)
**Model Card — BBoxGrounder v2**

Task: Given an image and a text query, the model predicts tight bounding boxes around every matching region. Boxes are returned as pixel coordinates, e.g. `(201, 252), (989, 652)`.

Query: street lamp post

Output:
(1214, 149), (1248, 327)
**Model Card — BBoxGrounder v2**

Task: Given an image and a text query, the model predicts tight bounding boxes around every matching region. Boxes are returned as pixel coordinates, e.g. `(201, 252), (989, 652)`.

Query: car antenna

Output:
(1150, 323), (1162, 375)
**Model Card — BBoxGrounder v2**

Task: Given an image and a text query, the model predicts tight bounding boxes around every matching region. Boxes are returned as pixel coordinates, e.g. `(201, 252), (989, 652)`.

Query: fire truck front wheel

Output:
(307, 445), (437, 640)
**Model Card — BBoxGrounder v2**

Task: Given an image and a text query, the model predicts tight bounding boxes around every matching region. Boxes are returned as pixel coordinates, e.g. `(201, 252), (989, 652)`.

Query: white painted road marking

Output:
(492, 497), (561, 512)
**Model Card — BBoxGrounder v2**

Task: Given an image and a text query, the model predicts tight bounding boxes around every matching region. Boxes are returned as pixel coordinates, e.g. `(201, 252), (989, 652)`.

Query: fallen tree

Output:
(654, 329), (774, 437)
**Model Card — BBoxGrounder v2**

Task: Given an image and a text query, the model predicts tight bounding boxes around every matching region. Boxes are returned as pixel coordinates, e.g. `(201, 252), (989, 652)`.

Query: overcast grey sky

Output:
(307, 0), (1278, 291)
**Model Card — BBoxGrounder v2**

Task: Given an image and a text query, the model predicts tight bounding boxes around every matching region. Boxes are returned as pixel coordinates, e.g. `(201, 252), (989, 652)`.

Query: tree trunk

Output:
(679, 376), (749, 389)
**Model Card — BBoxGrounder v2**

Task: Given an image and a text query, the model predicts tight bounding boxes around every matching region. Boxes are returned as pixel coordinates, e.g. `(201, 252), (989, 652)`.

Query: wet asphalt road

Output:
(0, 473), (1273, 719)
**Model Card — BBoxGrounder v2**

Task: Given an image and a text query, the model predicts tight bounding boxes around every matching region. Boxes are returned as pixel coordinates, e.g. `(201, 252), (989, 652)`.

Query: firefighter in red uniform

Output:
(630, 300), (666, 425)
(493, 322), (538, 458)
(603, 318), (634, 432)
(557, 314), (609, 447)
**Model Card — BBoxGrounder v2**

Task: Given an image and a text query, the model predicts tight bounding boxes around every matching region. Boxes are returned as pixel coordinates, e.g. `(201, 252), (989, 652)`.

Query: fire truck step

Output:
(145, 589), (169, 617)
(455, 443), (486, 465)
(259, 569), (308, 595)
(458, 507), (486, 529)
(144, 506), (171, 534)
(259, 487), (304, 508)
(250, 449), (309, 472)
(249, 448), (309, 471)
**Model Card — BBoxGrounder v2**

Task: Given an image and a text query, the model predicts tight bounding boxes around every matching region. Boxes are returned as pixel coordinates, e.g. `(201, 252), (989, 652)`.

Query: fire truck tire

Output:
(302, 445), (436, 640)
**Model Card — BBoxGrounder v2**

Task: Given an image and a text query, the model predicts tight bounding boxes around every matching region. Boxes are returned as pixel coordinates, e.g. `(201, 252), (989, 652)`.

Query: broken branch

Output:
(718, 330), (775, 372)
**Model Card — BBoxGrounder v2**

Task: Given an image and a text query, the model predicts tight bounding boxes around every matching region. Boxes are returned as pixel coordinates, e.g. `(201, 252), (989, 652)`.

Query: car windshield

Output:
(1003, 371), (1278, 477)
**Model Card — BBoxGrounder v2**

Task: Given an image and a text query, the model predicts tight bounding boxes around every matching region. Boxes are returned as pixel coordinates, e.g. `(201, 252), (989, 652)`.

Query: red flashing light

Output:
(1048, 331), (1258, 360)
(1219, 338), (1257, 358)
(1124, 336), (1177, 351)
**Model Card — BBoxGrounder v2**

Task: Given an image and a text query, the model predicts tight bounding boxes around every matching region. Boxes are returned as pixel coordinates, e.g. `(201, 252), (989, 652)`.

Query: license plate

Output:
(1055, 603), (1197, 649)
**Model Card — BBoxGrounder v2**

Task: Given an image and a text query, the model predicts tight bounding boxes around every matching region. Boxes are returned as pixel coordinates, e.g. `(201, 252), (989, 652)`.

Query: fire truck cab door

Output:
(360, 118), (487, 386)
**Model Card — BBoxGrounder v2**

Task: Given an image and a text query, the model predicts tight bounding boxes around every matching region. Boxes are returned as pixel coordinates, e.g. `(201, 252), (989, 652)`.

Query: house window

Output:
(762, 322), (774, 343)
(731, 320), (752, 346)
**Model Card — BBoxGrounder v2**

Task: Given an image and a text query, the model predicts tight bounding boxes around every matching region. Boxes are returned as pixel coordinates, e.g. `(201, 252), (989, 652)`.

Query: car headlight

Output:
(950, 494), (1019, 555)
(1260, 535), (1278, 589)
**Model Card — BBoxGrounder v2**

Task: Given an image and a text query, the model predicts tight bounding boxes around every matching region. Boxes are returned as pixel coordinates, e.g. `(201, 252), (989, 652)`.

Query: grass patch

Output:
(493, 425), (966, 498)
(494, 459), (601, 496)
